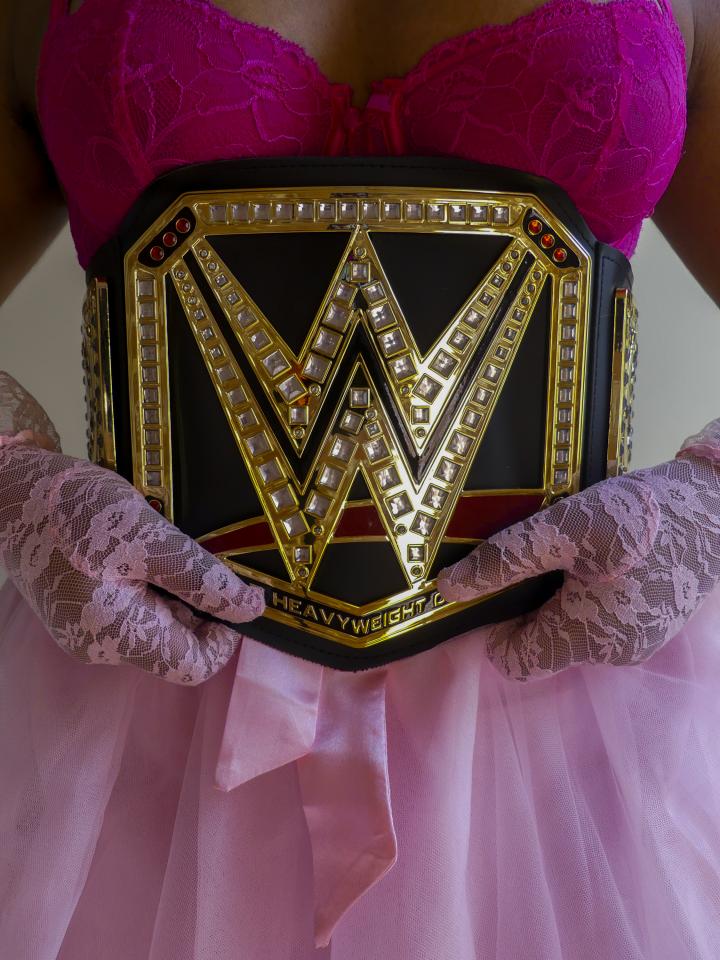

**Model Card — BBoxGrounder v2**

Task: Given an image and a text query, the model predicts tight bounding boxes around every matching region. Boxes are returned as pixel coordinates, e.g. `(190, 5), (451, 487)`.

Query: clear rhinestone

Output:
(379, 328), (407, 357)
(423, 485), (448, 511)
(294, 545), (312, 564)
(350, 387), (370, 408)
(277, 375), (305, 402)
(318, 201), (336, 219)
(227, 387), (246, 406)
(313, 328), (342, 357)
(554, 469), (569, 485)
(296, 202), (314, 220)
(283, 513), (308, 537)
(363, 281), (385, 304)
(143, 387), (159, 403)
(340, 410), (364, 434)
(386, 492), (412, 518)
(563, 280), (578, 298)
(448, 432), (472, 456)
(560, 346), (576, 361)
(430, 351), (458, 378)
(262, 349), (291, 379)
(383, 201), (401, 220)
(271, 486), (296, 511)
(227, 291), (240, 305)
(306, 490), (332, 519)
(215, 273), (229, 287)
(144, 428), (160, 445)
(334, 281), (354, 304)
(349, 261), (370, 282)
(414, 375), (441, 402)
(504, 326), (518, 341)
(318, 465), (343, 490)
(289, 405), (309, 425)
(146, 470), (161, 487)
(448, 203), (466, 222)
(193, 309), (206, 322)
(562, 303), (578, 318)
(339, 200), (358, 220)
(208, 203), (227, 222)
(559, 367), (573, 383)
(474, 386), (491, 405)
(368, 302), (395, 331)
(145, 449), (160, 466)
(495, 345), (510, 361)
(258, 459), (283, 485)
(376, 465), (401, 490)
(324, 301), (351, 332)
(479, 291), (494, 306)
(405, 201), (423, 220)
(491, 274), (504, 288)
(144, 407), (160, 424)
(390, 356), (416, 380)
(463, 309), (483, 329)
(274, 202), (293, 220)
(140, 322), (157, 340)
(435, 458), (460, 483)
(512, 309), (526, 322)
(236, 307), (257, 329)
(229, 202), (249, 221)
(139, 301), (156, 318)
(137, 278), (155, 297)
(361, 200), (380, 220)
(208, 345), (223, 361)
(366, 421), (380, 436)
(330, 437), (355, 462)
(557, 428), (571, 444)
(252, 203), (271, 221)
(364, 437), (390, 462)
(303, 352), (331, 382)
(411, 512), (436, 537)
(412, 406), (430, 424)
(492, 206), (510, 223)
(562, 324), (577, 340)
(470, 204), (488, 222)
(198, 249), (209, 259)
(556, 448), (570, 464)
(484, 364), (501, 382)
(427, 202), (446, 222)
(245, 432), (270, 457)
(449, 330), (471, 351)
(463, 409), (482, 429)
(249, 330), (271, 352)
(216, 364), (235, 382)
(558, 407), (572, 423)
(141, 366), (158, 383)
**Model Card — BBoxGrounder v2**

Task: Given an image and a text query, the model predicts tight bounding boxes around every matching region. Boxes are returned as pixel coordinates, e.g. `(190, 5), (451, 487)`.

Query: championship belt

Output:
(83, 157), (638, 670)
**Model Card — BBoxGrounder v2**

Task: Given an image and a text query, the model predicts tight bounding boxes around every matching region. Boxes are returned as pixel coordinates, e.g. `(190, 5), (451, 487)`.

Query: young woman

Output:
(1, 1), (720, 957)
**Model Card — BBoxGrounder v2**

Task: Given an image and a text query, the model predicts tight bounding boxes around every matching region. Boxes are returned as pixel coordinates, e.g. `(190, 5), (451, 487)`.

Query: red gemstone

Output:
(147, 497), (164, 513)
(540, 233), (555, 249)
(162, 231), (178, 247)
(149, 245), (165, 261)
(528, 218), (543, 235)
(175, 217), (192, 234)
(553, 247), (568, 263)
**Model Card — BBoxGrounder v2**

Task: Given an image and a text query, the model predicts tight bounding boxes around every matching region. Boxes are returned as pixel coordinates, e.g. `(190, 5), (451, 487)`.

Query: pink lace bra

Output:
(36, 0), (687, 269)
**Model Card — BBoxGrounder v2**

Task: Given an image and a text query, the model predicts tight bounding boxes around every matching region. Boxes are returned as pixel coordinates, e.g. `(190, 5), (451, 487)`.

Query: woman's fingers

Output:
(437, 475), (660, 602)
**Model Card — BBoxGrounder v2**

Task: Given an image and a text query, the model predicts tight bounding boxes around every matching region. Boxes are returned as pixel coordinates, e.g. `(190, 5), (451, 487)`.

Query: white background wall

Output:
(1, 220), (719, 582)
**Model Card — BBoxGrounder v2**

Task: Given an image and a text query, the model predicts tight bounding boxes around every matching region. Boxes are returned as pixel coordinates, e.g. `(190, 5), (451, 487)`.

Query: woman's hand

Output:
(436, 419), (720, 682)
(0, 372), (265, 685)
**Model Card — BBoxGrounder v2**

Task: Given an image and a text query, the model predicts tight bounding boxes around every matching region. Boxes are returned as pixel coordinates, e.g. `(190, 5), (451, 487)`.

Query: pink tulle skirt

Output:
(2, 575), (720, 959)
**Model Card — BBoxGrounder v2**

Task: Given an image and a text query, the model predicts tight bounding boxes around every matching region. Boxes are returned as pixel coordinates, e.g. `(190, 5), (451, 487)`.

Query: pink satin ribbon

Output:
(214, 636), (398, 947)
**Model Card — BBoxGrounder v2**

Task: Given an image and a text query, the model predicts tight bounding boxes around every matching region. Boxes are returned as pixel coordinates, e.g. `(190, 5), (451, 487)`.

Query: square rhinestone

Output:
(330, 437), (355, 462)
(554, 469), (569, 485)
(491, 274), (504, 288)
(193, 308), (206, 321)
(350, 387), (370, 408)
(252, 202), (270, 221)
(145, 453), (162, 471)
(414, 375), (441, 402)
(140, 322), (157, 340)
(449, 330), (471, 351)
(435, 458), (460, 483)
(463, 309), (483, 329)
(296, 201), (315, 220)
(146, 470), (161, 487)
(379, 328), (407, 357)
(556, 448), (570, 464)
(427, 203), (446, 222)
(412, 406), (430, 424)
(474, 386), (492, 405)
(386, 492), (412, 518)
(227, 386), (246, 407)
(283, 513), (308, 537)
(144, 408), (160, 424)
(214, 273), (229, 287)
(208, 345), (223, 361)
(562, 303), (578, 318)
(334, 281), (354, 304)
(562, 323), (577, 340)
(470, 204), (489, 222)
(324, 302), (351, 332)
(318, 201), (336, 219)
(504, 326), (518, 341)
(405, 201), (423, 220)
(484, 364), (501, 382)
(411, 512), (436, 537)
(258, 459), (282, 485)
(448, 203), (466, 222)
(237, 409), (258, 430)
(561, 346), (576, 361)
(364, 437), (390, 462)
(200, 326), (214, 341)
(144, 428), (160, 446)
(294, 545), (312, 564)
(318, 465), (343, 491)
(137, 278), (156, 297)
(274, 202), (293, 220)
(289, 405), (309, 425)
(557, 428), (571, 444)
(407, 544), (427, 562)
(480, 291), (494, 306)
(340, 411), (364, 434)
(423, 485), (448, 511)
(303, 352), (331, 382)
(226, 291), (240, 305)
(563, 280), (578, 298)
(229, 202), (249, 221)
(448, 431), (472, 456)
(236, 308), (256, 329)
(141, 366), (158, 383)
(368, 303), (395, 331)
(361, 200), (380, 220)
(492, 205), (510, 223)
(141, 345), (158, 361)
(208, 203), (227, 222)
(143, 387), (159, 403)
(558, 407), (572, 423)
(139, 301), (156, 319)
(249, 330), (271, 352)
(312, 327), (342, 358)
(375, 465), (401, 490)
(495, 345), (510, 361)
(262, 350), (291, 377)
(216, 364), (234, 382)
(383, 201), (401, 220)
(462, 408), (482, 429)
(278, 375), (305, 402)
(366, 421), (381, 436)
(558, 388), (573, 402)
(430, 351), (458, 378)
(559, 366), (573, 383)
(271, 486), (296, 511)
(339, 200), (358, 220)
(512, 309), (526, 322)
(349, 262), (370, 282)
(363, 281), (385, 304)
(390, 356), (416, 380)
(306, 490), (332, 519)
(245, 432), (270, 457)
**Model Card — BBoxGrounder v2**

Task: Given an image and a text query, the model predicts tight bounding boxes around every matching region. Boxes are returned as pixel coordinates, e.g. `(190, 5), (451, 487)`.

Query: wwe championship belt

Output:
(83, 158), (638, 670)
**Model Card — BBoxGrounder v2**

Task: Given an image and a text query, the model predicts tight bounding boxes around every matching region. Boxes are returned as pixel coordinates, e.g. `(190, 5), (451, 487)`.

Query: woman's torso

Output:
(14, 0), (693, 267)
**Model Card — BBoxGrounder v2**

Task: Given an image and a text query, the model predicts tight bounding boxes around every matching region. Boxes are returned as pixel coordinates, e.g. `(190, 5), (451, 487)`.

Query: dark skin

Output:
(0, 0), (716, 312)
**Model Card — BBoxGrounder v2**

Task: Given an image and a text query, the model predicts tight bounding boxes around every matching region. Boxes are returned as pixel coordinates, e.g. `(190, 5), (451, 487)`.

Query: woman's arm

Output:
(0, 0), (67, 309)
(652, 0), (720, 307)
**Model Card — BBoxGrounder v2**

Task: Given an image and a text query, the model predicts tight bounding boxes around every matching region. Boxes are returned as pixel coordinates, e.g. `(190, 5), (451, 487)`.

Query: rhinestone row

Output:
(553, 277), (582, 487)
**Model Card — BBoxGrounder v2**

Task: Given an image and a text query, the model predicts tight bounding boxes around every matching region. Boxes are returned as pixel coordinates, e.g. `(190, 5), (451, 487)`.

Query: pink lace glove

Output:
(0, 372), (265, 685)
(436, 418), (720, 681)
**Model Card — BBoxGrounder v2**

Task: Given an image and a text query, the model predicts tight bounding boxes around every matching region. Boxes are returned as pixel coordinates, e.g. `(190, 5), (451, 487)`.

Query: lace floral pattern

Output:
(437, 425), (720, 681)
(36, 0), (686, 267)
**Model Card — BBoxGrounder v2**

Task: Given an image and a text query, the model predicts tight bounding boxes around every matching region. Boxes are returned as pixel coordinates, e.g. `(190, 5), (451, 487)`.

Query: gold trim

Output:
(81, 278), (117, 470)
(607, 288), (638, 476)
